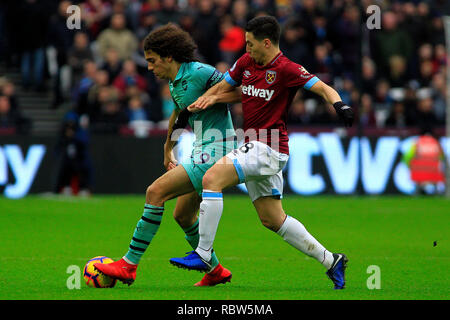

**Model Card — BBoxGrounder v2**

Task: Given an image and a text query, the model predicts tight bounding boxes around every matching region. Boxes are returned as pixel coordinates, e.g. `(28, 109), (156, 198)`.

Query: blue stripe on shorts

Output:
(232, 158), (246, 184)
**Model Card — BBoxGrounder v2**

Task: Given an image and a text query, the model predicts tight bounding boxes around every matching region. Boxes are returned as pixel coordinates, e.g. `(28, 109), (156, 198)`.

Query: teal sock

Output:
(183, 219), (220, 270)
(124, 204), (164, 264)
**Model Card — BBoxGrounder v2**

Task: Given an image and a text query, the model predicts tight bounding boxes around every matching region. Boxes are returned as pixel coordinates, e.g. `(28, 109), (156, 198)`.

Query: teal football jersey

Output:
(168, 62), (235, 145)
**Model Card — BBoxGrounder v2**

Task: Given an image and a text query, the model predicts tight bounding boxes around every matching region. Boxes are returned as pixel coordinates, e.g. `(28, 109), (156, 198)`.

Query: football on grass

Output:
(83, 256), (117, 288)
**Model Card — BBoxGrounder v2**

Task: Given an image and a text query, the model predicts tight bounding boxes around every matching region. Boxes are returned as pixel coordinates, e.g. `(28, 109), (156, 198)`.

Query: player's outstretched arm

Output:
(188, 79), (240, 112)
(309, 80), (354, 127)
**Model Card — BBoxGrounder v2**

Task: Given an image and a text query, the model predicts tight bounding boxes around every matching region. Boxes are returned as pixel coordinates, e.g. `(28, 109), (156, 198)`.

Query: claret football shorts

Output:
(226, 140), (289, 202)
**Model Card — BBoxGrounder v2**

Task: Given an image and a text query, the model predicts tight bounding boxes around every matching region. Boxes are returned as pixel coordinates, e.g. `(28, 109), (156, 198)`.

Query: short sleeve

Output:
(192, 63), (225, 90)
(224, 54), (248, 87)
(284, 62), (320, 90)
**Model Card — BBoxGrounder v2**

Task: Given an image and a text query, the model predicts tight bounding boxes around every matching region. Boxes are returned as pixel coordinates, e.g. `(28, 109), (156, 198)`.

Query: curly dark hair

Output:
(143, 23), (197, 63)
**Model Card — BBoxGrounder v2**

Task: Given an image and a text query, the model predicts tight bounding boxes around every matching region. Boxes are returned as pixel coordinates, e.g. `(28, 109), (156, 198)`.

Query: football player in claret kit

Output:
(94, 23), (241, 286)
(170, 16), (354, 289)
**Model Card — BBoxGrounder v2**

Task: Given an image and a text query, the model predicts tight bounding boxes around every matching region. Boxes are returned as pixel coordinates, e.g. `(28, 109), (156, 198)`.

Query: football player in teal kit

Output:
(95, 23), (240, 287)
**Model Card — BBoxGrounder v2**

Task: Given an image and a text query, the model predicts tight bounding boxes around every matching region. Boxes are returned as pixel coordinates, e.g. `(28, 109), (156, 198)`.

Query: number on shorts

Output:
(239, 142), (254, 154)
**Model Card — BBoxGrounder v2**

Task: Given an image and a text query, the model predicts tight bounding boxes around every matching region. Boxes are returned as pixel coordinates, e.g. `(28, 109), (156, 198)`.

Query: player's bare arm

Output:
(309, 80), (355, 127)
(164, 109), (180, 170)
(188, 79), (241, 112)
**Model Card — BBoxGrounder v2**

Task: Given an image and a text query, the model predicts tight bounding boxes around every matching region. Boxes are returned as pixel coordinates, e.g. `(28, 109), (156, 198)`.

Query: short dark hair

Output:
(143, 23), (197, 63)
(245, 16), (281, 45)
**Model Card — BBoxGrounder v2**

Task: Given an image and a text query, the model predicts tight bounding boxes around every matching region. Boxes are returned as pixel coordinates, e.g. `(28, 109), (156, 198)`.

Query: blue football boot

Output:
(170, 251), (212, 272)
(326, 253), (348, 289)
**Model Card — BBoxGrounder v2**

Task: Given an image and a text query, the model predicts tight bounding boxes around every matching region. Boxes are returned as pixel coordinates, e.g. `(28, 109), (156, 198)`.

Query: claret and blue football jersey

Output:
(225, 52), (319, 155)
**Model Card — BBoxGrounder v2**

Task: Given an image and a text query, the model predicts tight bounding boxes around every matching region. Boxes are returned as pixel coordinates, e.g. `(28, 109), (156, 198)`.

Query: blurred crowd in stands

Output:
(0, 0), (449, 136)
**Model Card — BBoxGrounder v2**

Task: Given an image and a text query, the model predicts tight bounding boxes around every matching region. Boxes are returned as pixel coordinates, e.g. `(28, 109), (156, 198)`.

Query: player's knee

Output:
(173, 211), (185, 226)
(260, 217), (278, 232)
(146, 182), (165, 204)
(202, 171), (219, 191)
(173, 212), (182, 225)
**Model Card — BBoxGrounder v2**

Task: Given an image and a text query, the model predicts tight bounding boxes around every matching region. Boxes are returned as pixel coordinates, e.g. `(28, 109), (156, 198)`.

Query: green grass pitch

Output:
(0, 194), (448, 300)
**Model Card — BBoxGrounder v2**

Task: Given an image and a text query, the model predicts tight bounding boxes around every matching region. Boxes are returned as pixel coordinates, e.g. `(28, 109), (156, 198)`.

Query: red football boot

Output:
(194, 264), (232, 287)
(94, 258), (137, 286)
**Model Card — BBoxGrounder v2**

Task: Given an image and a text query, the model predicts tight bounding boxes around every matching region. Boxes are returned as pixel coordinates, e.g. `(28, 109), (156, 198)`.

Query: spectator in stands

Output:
(157, 0), (181, 25)
(361, 57), (377, 96)
(112, 59), (148, 100)
(0, 95), (30, 134)
(401, 2), (431, 54)
(232, 0), (250, 28)
(0, 95), (17, 132)
(429, 14), (446, 46)
(136, 8), (159, 41)
(193, 0), (221, 65)
(296, 0), (321, 46)
(100, 48), (123, 85)
(215, 0), (232, 17)
(337, 77), (355, 106)
(385, 100), (411, 128)
(84, 69), (110, 120)
(102, 0), (134, 32)
(1, 0), (448, 133)
(432, 44), (447, 72)
(359, 94), (377, 127)
(230, 102), (244, 129)
(0, 79), (19, 111)
(415, 89), (441, 127)
(249, 0), (275, 16)
(47, 0), (78, 108)
(92, 87), (128, 134)
(218, 15), (245, 66)
(179, 10), (196, 34)
(312, 43), (334, 85)
(127, 95), (148, 122)
(373, 79), (393, 112)
(431, 72), (446, 121)
(17, 0), (52, 91)
(279, 19), (312, 69)
(80, 0), (112, 39)
(75, 60), (98, 117)
(310, 102), (339, 126)
(387, 55), (408, 88)
(288, 92), (310, 125)
(67, 32), (94, 94)
(96, 13), (138, 61)
(372, 11), (413, 78)
(54, 117), (93, 196)
(417, 60), (434, 87)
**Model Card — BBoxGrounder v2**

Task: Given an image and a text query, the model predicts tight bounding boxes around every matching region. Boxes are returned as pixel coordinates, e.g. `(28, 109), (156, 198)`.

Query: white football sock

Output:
(196, 190), (223, 262)
(277, 215), (334, 269)
(122, 256), (137, 265)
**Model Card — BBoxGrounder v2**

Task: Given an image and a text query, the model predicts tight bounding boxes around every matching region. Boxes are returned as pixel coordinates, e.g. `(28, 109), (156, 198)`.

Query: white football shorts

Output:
(225, 140), (289, 202)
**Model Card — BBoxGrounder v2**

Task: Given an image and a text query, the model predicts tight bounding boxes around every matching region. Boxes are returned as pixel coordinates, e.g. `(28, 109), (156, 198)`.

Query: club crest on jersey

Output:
(265, 70), (276, 84)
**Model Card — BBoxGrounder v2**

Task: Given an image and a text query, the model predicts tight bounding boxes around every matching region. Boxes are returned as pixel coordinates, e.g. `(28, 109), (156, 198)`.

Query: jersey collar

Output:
(255, 52), (283, 69)
(171, 62), (187, 83)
